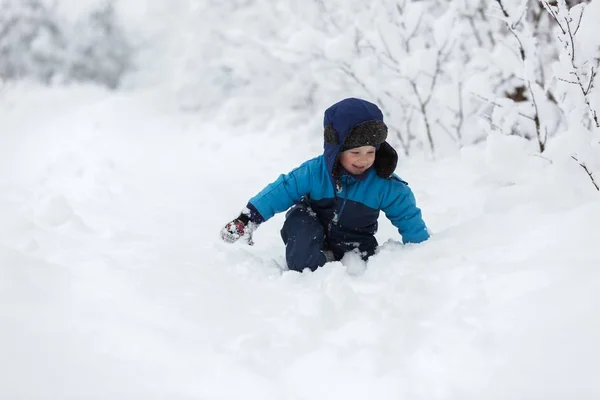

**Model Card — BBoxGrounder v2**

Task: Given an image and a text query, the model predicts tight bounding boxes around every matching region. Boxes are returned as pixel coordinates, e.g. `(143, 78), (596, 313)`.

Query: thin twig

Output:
(410, 80), (435, 154)
(540, 1), (566, 35)
(436, 119), (458, 142)
(558, 78), (578, 85)
(528, 80), (545, 152)
(455, 80), (465, 144)
(466, 15), (484, 47)
(571, 155), (600, 191)
(584, 67), (596, 95)
(377, 26), (399, 64)
(495, 0), (510, 18)
(573, 8), (583, 36)
(564, 16), (576, 63)
(542, 2), (600, 128)
(513, 0), (529, 29)
(480, 114), (504, 133)
(473, 92), (536, 121)
(530, 154), (553, 164)
(404, 13), (424, 53)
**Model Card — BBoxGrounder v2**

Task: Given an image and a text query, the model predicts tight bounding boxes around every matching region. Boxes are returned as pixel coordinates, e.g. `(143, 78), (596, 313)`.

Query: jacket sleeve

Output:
(381, 179), (430, 244)
(245, 160), (314, 224)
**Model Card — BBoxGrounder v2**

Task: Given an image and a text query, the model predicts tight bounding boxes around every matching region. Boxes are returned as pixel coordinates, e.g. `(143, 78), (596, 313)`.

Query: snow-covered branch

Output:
(494, 0), (548, 152)
(541, 0), (599, 129)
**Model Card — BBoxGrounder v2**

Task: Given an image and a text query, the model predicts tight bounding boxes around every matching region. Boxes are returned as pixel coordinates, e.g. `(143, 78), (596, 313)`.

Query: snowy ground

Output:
(1, 86), (599, 400)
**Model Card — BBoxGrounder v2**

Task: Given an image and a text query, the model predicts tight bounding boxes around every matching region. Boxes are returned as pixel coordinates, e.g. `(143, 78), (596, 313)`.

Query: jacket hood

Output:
(322, 98), (397, 183)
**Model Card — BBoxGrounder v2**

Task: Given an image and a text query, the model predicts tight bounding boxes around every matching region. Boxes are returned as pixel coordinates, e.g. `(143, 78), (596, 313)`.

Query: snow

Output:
(1, 84), (599, 399)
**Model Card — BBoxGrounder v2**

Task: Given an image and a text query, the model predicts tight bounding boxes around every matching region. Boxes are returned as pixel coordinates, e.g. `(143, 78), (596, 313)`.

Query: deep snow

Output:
(1, 85), (599, 399)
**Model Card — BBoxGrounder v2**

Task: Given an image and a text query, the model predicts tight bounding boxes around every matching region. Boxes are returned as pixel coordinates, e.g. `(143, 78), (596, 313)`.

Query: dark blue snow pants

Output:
(280, 205), (330, 272)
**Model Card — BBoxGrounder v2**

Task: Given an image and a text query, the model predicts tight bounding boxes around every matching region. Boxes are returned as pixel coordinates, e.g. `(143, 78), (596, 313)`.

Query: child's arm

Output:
(221, 159), (316, 244)
(245, 161), (314, 224)
(381, 179), (430, 244)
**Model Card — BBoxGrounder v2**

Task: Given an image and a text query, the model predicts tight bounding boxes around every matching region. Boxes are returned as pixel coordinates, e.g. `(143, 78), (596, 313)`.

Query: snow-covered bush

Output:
(0, 0), (133, 89)
(141, 0), (589, 161)
(166, 0), (488, 155)
(151, 1), (550, 155)
(67, 1), (132, 89)
(3, 0), (596, 164)
(540, 0), (600, 192)
(0, 0), (66, 84)
(541, 0), (599, 131)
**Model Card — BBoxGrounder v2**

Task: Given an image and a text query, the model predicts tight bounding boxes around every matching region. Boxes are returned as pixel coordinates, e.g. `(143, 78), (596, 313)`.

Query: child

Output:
(221, 97), (429, 271)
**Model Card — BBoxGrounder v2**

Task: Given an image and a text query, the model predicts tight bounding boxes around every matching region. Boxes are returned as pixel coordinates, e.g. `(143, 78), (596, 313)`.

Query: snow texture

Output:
(1, 85), (599, 400)
(2, 0), (600, 398)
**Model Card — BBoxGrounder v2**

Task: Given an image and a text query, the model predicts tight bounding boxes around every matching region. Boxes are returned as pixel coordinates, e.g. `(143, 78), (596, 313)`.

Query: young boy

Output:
(221, 97), (429, 271)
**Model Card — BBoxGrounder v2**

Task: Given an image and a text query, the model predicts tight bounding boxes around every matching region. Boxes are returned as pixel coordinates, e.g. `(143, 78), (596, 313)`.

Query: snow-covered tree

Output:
(161, 0), (577, 156)
(67, 0), (132, 89)
(4, 0), (595, 161)
(0, 0), (133, 89)
(0, 0), (66, 84)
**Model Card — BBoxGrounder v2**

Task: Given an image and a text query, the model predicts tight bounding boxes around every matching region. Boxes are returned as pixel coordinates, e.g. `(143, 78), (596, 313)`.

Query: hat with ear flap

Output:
(323, 98), (387, 147)
(323, 98), (398, 179)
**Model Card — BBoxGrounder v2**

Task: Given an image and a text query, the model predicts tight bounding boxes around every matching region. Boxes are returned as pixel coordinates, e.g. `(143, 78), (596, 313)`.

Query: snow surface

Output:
(1, 85), (600, 399)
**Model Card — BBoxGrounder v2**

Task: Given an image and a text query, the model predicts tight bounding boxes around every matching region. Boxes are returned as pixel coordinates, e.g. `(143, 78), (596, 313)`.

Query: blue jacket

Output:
(245, 98), (429, 256)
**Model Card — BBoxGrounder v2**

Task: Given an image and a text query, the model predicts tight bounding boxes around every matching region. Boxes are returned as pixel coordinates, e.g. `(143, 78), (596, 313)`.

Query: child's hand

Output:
(220, 218), (255, 245)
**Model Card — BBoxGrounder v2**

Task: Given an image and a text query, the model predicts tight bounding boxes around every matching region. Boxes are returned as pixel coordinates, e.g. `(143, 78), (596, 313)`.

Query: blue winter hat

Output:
(322, 98), (397, 181)
(323, 98), (388, 149)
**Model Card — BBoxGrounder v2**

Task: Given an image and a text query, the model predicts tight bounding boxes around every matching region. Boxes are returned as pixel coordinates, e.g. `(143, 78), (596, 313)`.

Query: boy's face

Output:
(339, 145), (376, 175)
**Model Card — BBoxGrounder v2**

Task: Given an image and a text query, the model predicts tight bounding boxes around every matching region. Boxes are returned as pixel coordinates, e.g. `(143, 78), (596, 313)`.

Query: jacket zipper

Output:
(333, 176), (349, 224)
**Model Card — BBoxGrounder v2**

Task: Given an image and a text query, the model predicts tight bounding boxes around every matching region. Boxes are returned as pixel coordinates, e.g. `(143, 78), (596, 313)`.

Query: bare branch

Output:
(493, 73), (518, 92)
(528, 81), (545, 152)
(377, 26), (399, 64)
(488, 31), (497, 47)
(465, 15), (484, 47)
(571, 155), (600, 191)
(530, 154), (554, 164)
(403, 12), (424, 52)
(338, 63), (379, 102)
(558, 77), (579, 85)
(573, 7), (583, 36)
(564, 16), (575, 63)
(513, 0), (529, 29)
(480, 114), (504, 133)
(473, 92), (536, 121)
(391, 101), (416, 156)
(435, 119), (459, 143)
(584, 67), (596, 95)
(493, 1), (527, 61)
(409, 80), (435, 154)
(425, 53), (442, 105)
(531, 2), (546, 34)
(540, 1), (567, 35)
(395, 0), (406, 16)
(508, 26), (526, 61)
(455, 80), (465, 144)
(495, 0), (510, 18)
